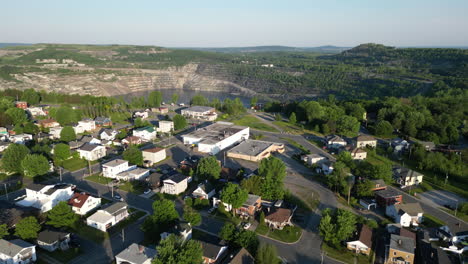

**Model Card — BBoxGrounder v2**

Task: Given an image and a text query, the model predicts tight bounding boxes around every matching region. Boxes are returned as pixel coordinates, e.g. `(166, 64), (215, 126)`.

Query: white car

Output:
(243, 222), (252, 230)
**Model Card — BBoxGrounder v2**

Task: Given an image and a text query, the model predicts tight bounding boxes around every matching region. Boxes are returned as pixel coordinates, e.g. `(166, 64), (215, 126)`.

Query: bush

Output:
(193, 198), (210, 210)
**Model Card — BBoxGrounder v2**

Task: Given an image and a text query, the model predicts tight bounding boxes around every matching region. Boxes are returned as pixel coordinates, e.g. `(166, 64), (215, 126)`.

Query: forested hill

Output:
(0, 43), (466, 99)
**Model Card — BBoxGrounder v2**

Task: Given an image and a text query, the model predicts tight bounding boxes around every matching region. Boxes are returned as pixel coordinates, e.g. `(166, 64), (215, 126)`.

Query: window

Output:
(393, 252), (396, 256)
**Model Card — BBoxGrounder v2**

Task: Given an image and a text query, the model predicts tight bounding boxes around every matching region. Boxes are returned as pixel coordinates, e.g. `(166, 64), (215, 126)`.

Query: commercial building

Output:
(181, 106), (217, 121)
(227, 140), (284, 162)
(182, 122), (249, 155)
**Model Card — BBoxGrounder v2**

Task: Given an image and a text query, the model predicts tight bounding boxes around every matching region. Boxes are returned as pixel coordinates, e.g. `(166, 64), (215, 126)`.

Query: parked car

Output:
(114, 194), (123, 201)
(242, 222), (251, 230)
(144, 189), (152, 195)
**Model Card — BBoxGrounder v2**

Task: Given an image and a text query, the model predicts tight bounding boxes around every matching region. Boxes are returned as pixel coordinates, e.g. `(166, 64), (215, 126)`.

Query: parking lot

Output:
(418, 189), (467, 209)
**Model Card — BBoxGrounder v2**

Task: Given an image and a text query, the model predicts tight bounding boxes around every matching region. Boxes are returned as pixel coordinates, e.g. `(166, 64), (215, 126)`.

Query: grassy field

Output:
(61, 157), (87, 171)
(232, 115), (278, 132)
(322, 244), (373, 264)
(118, 181), (145, 194)
(256, 224), (302, 243)
(85, 174), (111, 185)
(73, 221), (109, 243)
(280, 137), (309, 153)
(273, 121), (303, 134)
(422, 214), (446, 228)
(38, 248), (82, 263)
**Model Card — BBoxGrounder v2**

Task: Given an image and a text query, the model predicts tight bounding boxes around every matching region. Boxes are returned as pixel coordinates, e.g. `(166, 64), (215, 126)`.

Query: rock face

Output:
(0, 63), (260, 97)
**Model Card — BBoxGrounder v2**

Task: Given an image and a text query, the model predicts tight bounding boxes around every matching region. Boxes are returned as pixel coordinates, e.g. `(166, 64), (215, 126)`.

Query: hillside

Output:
(0, 43), (466, 99)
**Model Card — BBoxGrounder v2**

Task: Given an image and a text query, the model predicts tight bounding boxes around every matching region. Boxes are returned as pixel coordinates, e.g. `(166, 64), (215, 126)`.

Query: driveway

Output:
(417, 190), (467, 209)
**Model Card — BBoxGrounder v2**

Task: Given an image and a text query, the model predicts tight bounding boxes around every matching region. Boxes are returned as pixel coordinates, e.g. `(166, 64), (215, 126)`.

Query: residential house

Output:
(77, 143), (106, 161)
(37, 230), (70, 252)
(162, 174), (188, 195)
(301, 153), (327, 166)
(94, 117), (112, 127)
(264, 206), (296, 230)
(156, 120), (174, 133)
(102, 159), (149, 181)
(355, 135), (377, 148)
(133, 111), (149, 120)
(115, 243), (157, 264)
(393, 166), (423, 188)
(0, 127), (8, 141)
(142, 147), (166, 165)
(146, 172), (163, 189)
(122, 136), (142, 145)
(318, 161), (334, 175)
(152, 107), (169, 114)
(221, 248), (254, 264)
(346, 225), (373, 255)
(49, 126), (63, 139)
(68, 192), (102, 215)
(327, 135), (347, 148)
(14, 101), (28, 109)
(160, 222), (192, 242)
(15, 183), (74, 212)
(386, 234), (415, 264)
(181, 106), (218, 121)
(198, 236), (228, 264)
(386, 203), (424, 227)
(375, 189), (402, 207)
(26, 107), (47, 117)
(133, 126), (156, 141)
(371, 179), (387, 191)
(350, 148), (367, 160)
(390, 138), (410, 154)
(86, 202), (129, 232)
(235, 194), (261, 218)
(226, 140), (285, 162)
(34, 132), (51, 142)
(9, 134), (33, 144)
(0, 239), (36, 264)
(192, 182), (216, 200)
(0, 141), (10, 152)
(73, 119), (96, 134)
(115, 168), (150, 181)
(37, 119), (60, 129)
(99, 128), (118, 141)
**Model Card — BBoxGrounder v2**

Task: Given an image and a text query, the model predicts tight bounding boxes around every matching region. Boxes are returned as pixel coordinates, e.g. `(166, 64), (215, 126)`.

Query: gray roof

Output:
(166, 174), (188, 184)
(393, 166), (423, 179)
(198, 235), (227, 260)
(328, 135), (346, 143)
(115, 243), (157, 264)
(103, 159), (128, 167)
(244, 194), (260, 207)
(183, 105), (215, 113)
(389, 234), (415, 254)
(37, 230), (70, 244)
(395, 203), (423, 216)
(227, 140), (283, 157)
(183, 122), (247, 145)
(102, 202), (128, 215)
(27, 183), (49, 192)
(79, 143), (103, 152)
(100, 128), (115, 136)
(0, 239), (34, 257)
(198, 182), (215, 193)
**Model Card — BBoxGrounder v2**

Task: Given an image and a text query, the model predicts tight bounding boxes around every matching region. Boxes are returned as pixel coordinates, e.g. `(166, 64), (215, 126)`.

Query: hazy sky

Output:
(2, 0), (468, 47)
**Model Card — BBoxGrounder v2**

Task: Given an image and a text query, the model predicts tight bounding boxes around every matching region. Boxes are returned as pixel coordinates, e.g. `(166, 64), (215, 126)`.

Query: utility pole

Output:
(3, 183), (8, 200)
(88, 160), (92, 176)
(121, 228), (125, 242)
(59, 167), (62, 182)
(455, 200), (459, 217)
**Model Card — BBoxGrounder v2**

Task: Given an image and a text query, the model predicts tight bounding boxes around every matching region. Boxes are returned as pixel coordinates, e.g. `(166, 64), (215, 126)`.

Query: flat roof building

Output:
(227, 139), (284, 162)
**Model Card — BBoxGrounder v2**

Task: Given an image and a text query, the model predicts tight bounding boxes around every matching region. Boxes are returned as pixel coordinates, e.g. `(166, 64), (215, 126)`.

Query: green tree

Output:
(1, 144), (30, 173)
(196, 156), (221, 181)
(15, 216), (41, 240)
(171, 93), (179, 104)
(241, 175), (262, 195)
(153, 234), (203, 264)
(60, 126), (76, 142)
(256, 244), (280, 264)
(235, 230), (259, 253)
(335, 209), (357, 243)
(190, 94), (209, 106)
(173, 114), (188, 130)
(319, 213), (336, 245)
(54, 143), (71, 161)
(336, 115), (360, 137)
(142, 199), (179, 239)
(183, 206), (201, 226)
(148, 91), (163, 107)
(220, 183), (248, 211)
(259, 157), (286, 200)
(0, 224), (8, 239)
(355, 179), (374, 197)
(374, 120), (394, 137)
(275, 113), (281, 121)
(23, 122), (39, 134)
(219, 222), (236, 241)
(21, 154), (50, 178)
(5, 108), (27, 125)
(123, 145), (143, 166)
(344, 102), (366, 121)
(47, 201), (77, 228)
(21, 89), (41, 105)
(55, 106), (78, 125)
(289, 112), (297, 124)
(250, 96), (258, 107)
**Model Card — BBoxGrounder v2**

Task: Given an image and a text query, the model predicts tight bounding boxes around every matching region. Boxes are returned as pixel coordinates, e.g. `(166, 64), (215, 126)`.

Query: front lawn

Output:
(422, 214), (446, 228)
(118, 181), (146, 194)
(322, 243), (373, 264)
(256, 224), (302, 243)
(85, 174), (111, 185)
(232, 115), (278, 132)
(38, 248), (82, 263)
(109, 209), (146, 234)
(72, 221), (109, 243)
(61, 157), (87, 171)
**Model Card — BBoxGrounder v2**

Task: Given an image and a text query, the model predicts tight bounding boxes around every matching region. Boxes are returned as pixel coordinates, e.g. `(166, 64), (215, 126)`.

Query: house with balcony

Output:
(0, 239), (36, 264)
(235, 194), (261, 218)
(15, 183), (74, 212)
(86, 202), (129, 232)
(68, 192), (102, 215)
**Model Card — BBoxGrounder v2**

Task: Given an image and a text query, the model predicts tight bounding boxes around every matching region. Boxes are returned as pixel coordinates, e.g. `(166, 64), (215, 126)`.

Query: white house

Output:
(142, 147), (166, 165)
(77, 143), (107, 161)
(133, 111), (149, 120)
(133, 126), (156, 141)
(355, 135), (377, 148)
(0, 239), (36, 264)
(393, 166), (424, 187)
(350, 148), (367, 160)
(160, 222), (192, 242)
(390, 138), (410, 154)
(181, 106), (218, 121)
(26, 107), (47, 117)
(73, 119), (96, 134)
(101, 159), (149, 181)
(68, 192), (102, 215)
(386, 203), (424, 227)
(0, 141), (11, 152)
(49, 126), (63, 139)
(9, 134), (33, 144)
(318, 161), (334, 175)
(16, 183), (74, 212)
(162, 174), (188, 195)
(301, 153), (327, 166)
(115, 243), (157, 264)
(182, 122), (249, 155)
(37, 230), (70, 252)
(327, 135), (347, 148)
(157, 121), (174, 133)
(100, 129), (118, 141)
(192, 182), (216, 199)
(346, 225), (373, 255)
(86, 202), (129, 232)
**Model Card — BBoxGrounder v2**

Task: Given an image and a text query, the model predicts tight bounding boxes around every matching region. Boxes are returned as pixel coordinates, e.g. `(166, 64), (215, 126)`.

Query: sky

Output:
(2, 0), (468, 47)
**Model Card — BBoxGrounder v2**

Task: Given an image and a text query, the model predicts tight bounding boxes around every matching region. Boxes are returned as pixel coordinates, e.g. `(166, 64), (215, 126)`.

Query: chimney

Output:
(138, 245), (144, 254)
